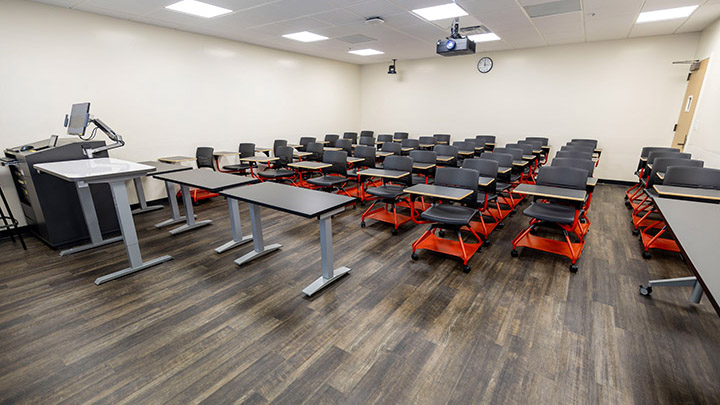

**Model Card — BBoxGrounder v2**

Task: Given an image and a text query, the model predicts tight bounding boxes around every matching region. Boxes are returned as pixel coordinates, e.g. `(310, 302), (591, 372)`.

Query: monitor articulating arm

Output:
(83, 117), (125, 158)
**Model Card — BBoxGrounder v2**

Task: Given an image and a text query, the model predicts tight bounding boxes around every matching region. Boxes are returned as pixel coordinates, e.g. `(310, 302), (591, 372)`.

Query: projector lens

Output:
(446, 39), (456, 50)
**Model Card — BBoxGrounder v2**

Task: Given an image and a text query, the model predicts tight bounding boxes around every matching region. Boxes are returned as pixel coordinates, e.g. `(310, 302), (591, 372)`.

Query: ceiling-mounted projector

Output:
(436, 18), (475, 56)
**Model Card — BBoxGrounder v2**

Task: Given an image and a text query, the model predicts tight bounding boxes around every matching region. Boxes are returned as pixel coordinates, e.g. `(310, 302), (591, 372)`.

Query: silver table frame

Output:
(131, 177), (163, 215)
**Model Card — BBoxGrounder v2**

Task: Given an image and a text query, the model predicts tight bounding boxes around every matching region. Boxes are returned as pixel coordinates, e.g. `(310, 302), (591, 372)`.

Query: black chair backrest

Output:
(360, 130), (374, 138)
(648, 158), (703, 188)
(382, 155), (413, 186)
(401, 139), (419, 150)
(536, 166), (587, 190)
(561, 145), (594, 154)
(434, 134), (451, 144)
(434, 144), (458, 158)
(324, 134), (339, 147)
(322, 150), (348, 176)
(664, 167), (720, 189)
(525, 137), (548, 146)
(640, 146), (679, 158)
(518, 140), (542, 151)
(646, 151), (690, 165)
(419, 136), (435, 146)
(335, 139), (352, 154)
(480, 152), (513, 170)
(506, 143), (533, 156)
(475, 135), (495, 146)
(378, 134), (394, 143)
(343, 132), (358, 144)
(196, 147), (215, 170)
(354, 145), (376, 168)
(452, 141), (475, 152)
(275, 146), (294, 167)
(434, 167), (478, 206)
(555, 150), (593, 160)
(409, 150), (437, 164)
(359, 136), (375, 146)
(273, 139), (287, 157)
(462, 157), (499, 178)
(239, 143), (255, 158)
(299, 137), (316, 147)
(571, 139), (598, 148)
(551, 157), (595, 177)
(307, 142), (324, 161)
(494, 147), (522, 161)
(381, 141), (402, 155)
(394, 132), (409, 141)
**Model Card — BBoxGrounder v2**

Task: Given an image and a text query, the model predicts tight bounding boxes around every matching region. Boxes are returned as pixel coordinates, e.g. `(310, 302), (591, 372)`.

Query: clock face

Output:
(477, 57), (493, 73)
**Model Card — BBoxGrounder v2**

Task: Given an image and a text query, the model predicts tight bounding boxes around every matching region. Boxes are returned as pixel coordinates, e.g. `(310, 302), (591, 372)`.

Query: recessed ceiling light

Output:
(636, 5), (698, 24)
(349, 49), (384, 56)
(468, 33), (501, 43)
(165, 0), (232, 18)
(412, 3), (468, 21)
(282, 31), (329, 42)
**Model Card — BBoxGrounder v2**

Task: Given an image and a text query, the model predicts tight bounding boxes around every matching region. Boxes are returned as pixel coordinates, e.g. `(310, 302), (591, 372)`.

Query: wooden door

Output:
(672, 58), (709, 150)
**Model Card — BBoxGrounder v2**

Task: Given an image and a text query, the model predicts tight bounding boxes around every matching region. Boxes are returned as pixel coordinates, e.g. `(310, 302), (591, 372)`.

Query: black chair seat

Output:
(420, 205), (477, 225)
(258, 169), (295, 179)
(366, 184), (405, 199)
(510, 173), (521, 182)
(496, 182), (512, 191)
(223, 164), (250, 171)
(347, 169), (358, 177)
(412, 174), (430, 185)
(523, 202), (576, 224)
(307, 175), (347, 187)
(477, 193), (497, 205)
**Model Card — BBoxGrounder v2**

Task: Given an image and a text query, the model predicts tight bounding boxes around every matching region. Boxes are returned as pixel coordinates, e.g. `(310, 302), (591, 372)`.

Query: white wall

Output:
(685, 18), (720, 168)
(359, 34), (700, 181)
(0, 0), (360, 225)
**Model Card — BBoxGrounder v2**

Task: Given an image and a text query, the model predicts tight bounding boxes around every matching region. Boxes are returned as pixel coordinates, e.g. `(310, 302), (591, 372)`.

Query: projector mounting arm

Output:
(82, 116), (125, 158)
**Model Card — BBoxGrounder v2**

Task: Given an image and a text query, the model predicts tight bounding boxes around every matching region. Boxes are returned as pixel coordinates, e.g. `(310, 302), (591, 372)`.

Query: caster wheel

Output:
(511, 249), (519, 258)
(360, 201), (366, 207)
(625, 201), (632, 209)
(391, 229), (398, 236)
(632, 228), (640, 236)
(642, 251), (652, 259)
(462, 265), (471, 273)
(483, 240), (491, 247)
(438, 230), (446, 237)
(411, 252), (418, 261)
(497, 223), (504, 229)
(509, 211), (516, 217)
(569, 264), (578, 273)
(639, 285), (652, 296)
(624, 195), (629, 200)
(360, 221), (366, 228)
(580, 218), (586, 224)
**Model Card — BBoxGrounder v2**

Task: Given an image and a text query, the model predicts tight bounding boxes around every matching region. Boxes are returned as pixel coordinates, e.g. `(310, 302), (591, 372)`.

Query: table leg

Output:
(60, 181), (123, 256)
(234, 203), (281, 265)
(154, 180), (194, 228)
(169, 184), (212, 234)
(215, 198), (253, 254)
(302, 207), (350, 296)
(646, 276), (704, 303)
(95, 180), (172, 285)
(131, 177), (163, 215)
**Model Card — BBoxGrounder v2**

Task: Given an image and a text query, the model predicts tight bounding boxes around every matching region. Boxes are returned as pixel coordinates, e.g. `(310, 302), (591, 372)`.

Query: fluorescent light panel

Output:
(282, 31), (328, 42)
(412, 3), (468, 21)
(636, 5), (698, 23)
(348, 49), (384, 56)
(468, 33), (501, 43)
(165, 0), (232, 18)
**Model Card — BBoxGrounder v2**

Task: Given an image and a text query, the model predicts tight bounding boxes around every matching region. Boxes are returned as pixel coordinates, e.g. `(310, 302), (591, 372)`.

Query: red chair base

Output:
(362, 204), (412, 231)
(512, 224), (585, 264)
(411, 227), (482, 266)
(176, 189), (218, 203)
(640, 223), (679, 254)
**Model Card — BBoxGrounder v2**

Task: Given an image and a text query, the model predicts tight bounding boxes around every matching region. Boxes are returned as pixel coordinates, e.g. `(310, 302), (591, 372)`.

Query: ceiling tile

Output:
(629, 18), (685, 37)
(676, 3), (720, 32)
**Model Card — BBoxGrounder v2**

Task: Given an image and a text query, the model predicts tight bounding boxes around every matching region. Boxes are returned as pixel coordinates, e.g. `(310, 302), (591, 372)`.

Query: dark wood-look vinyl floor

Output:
(1, 184), (719, 404)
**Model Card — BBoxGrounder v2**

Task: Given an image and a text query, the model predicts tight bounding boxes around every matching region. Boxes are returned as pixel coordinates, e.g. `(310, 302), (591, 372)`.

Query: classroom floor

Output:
(0, 184), (719, 404)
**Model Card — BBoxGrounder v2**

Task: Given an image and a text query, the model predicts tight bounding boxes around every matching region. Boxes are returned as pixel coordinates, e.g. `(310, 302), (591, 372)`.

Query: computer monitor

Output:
(66, 102), (91, 136)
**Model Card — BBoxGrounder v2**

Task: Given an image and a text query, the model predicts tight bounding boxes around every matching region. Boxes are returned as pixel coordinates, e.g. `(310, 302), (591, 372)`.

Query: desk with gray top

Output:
(404, 184), (473, 201)
(640, 196), (720, 315)
(512, 183), (586, 202)
(152, 170), (258, 235)
(133, 161), (191, 215)
(34, 158), (173, 284)
(220, 182), (355, 296)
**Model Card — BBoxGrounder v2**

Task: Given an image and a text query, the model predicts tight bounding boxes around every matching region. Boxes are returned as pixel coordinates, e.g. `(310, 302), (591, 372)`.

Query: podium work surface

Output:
(220, 182), (355, 296)
(34, 158), (173, 284)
